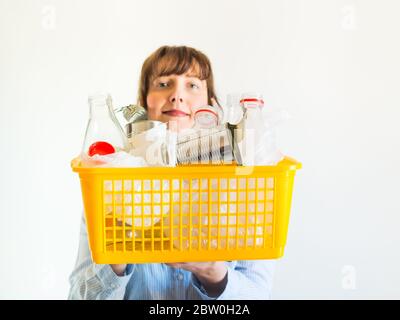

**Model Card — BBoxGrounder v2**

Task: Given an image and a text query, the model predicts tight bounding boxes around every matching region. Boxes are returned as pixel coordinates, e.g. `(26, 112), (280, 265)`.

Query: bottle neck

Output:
(244, 106), (262, 116)
(89, 94), (113, 119)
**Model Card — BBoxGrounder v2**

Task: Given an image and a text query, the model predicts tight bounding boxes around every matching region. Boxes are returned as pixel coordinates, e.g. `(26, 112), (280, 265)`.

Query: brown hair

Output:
(137, 45), (219, 108)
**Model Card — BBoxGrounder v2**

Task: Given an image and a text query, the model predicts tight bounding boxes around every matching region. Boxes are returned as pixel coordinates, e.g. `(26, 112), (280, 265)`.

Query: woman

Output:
(68, 45), (276, 300)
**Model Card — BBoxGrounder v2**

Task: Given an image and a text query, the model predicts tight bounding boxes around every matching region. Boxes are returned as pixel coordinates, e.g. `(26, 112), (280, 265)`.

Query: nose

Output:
(170, 96), (183, 104)
(169, 87), (184, 105)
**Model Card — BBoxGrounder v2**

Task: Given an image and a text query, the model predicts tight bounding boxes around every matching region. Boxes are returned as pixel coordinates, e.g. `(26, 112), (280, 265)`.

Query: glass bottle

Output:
(224, 93), (244, 125)
(240, 92), (266, 165)
(224, 93), (245, 165)
(241, 92), (265, 132)
(81, 93), (128, 158)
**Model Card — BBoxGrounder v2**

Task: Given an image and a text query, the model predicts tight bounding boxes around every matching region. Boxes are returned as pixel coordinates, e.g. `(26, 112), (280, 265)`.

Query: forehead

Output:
(149, 55), (207, 81)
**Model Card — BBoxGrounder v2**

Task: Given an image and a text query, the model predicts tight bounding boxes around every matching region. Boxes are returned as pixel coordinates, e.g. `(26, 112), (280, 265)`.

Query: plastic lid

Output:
(240, 92), (264, 108)
(194, 108), (219, 128)
(240, 98), (264, 105)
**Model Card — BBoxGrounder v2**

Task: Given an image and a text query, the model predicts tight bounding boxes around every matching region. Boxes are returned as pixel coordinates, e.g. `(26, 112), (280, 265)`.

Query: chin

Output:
(165, 117), (193, 132)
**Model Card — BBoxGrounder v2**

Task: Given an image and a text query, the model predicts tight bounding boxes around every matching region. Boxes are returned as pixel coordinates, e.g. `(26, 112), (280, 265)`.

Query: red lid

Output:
(239, 98), (264, 105)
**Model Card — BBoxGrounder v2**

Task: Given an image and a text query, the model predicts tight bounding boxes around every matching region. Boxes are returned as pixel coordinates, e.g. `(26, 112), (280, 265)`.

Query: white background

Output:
(1, 0), (399, 299)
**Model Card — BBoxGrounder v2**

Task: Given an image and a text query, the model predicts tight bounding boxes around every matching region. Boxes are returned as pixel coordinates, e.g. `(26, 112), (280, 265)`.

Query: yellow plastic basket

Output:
(71, 157), (301, 264)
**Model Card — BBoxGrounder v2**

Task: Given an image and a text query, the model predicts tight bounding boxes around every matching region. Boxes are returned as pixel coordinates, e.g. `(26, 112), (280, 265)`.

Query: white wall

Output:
(1, 0), (399, 299)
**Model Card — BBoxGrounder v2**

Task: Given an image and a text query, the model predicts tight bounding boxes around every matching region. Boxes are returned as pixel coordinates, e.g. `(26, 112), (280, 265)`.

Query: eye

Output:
(157, 82), (169, 88)
(190, 83), (200, 89)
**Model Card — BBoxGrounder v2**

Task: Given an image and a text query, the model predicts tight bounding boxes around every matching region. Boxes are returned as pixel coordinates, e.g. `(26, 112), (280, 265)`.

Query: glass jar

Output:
(193, 105), (224, 129)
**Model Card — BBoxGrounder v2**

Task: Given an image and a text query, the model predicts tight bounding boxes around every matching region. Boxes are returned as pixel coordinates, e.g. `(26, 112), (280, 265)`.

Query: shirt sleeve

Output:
(190, 260), (276, 300)
(68, 214), (135, 300)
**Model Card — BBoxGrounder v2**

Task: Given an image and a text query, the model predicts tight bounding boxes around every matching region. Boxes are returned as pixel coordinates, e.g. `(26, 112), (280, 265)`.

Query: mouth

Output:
(162, 109), (190, 117)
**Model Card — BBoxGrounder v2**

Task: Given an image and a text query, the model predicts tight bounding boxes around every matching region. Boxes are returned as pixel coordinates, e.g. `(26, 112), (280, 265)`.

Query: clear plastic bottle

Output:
(81, 93), (128, 160)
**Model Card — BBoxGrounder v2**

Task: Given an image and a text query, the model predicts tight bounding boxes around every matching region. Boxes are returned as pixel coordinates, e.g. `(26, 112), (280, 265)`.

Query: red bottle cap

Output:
(88, 141), (115, 156)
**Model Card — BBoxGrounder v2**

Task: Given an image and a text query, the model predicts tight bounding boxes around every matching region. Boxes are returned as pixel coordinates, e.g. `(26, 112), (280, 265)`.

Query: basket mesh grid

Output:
(102, 176), (275, 253)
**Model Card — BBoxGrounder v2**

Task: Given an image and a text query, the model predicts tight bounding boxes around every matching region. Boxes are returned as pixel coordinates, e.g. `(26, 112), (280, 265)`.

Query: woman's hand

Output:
(166, 262), (228, 297)
(110, 264), (127, 276)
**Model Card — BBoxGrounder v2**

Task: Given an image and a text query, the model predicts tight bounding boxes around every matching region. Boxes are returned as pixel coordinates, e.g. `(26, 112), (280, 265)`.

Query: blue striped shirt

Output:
(68, 215), (276, 300)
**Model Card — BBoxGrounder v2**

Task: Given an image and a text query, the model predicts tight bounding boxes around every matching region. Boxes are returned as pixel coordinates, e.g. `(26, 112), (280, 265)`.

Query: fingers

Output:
(165, 262), (187, 268)
(166, 262), (200, 273)
(165, 262), (207, 273)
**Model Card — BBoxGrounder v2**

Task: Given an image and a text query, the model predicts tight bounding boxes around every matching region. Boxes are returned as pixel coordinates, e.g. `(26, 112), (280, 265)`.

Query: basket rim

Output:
(71, 156), (301, 176)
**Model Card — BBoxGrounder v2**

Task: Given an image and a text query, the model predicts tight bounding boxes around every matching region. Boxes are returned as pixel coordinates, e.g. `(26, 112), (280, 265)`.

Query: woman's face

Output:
(146, 72), (208, 131)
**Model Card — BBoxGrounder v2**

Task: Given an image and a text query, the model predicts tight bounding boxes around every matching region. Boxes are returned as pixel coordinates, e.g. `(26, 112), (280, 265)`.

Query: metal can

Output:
(114, 104), (148, 123)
